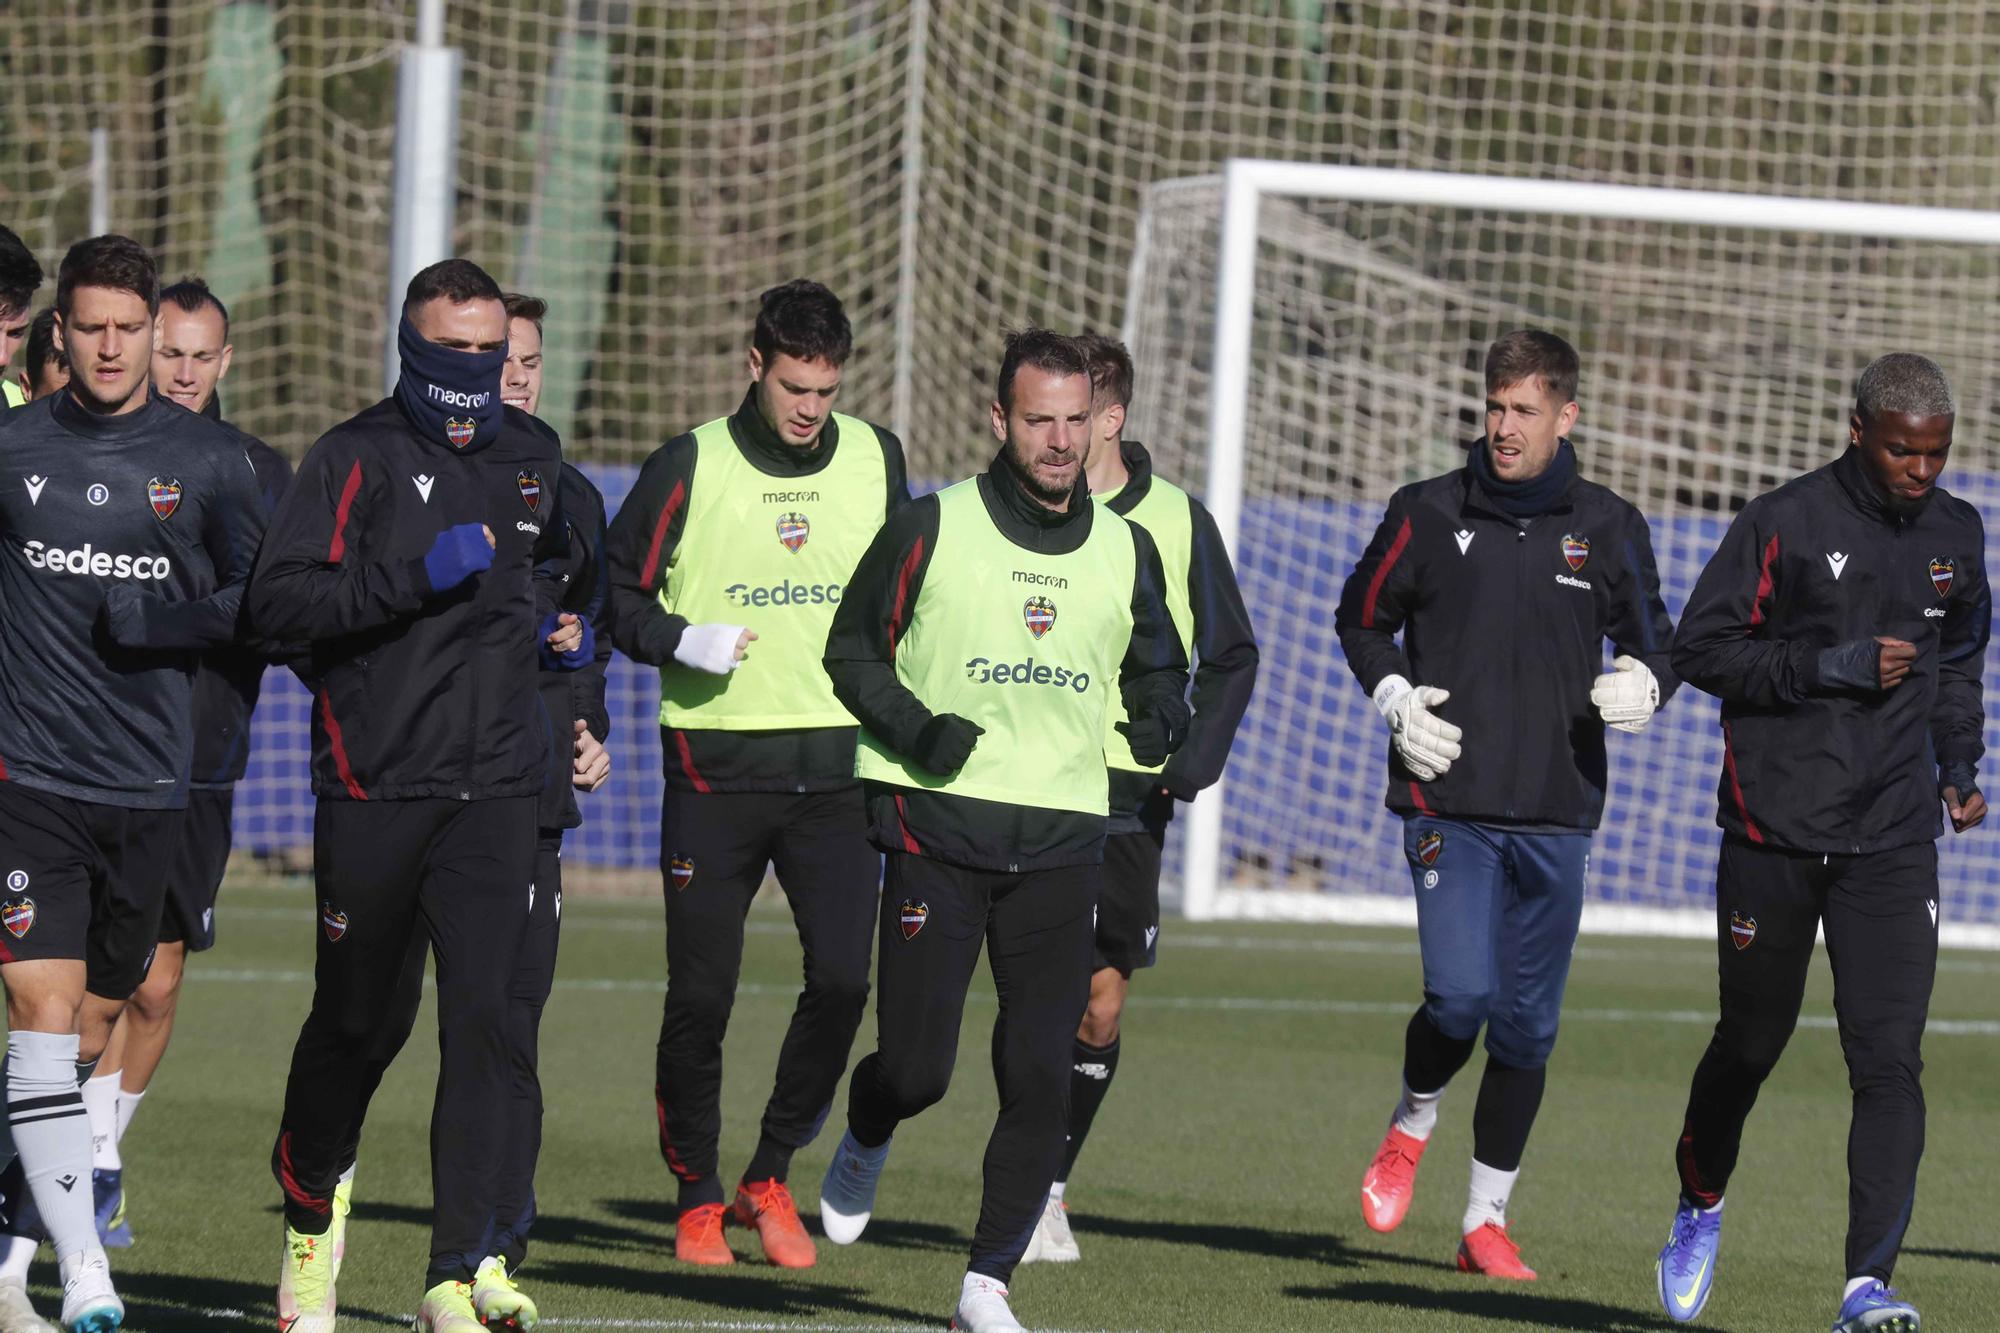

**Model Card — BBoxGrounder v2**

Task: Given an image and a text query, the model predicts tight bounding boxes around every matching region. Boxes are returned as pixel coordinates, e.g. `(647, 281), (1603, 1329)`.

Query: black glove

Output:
(1116, 715), (1172, 768)
(1941, 759), (1981, 803)
(912, 713), (983, 776)
(1815, 639), (1882, 691)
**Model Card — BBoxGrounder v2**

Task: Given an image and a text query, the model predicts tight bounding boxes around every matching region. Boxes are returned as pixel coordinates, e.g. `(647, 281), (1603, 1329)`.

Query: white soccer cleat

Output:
(950, 1272), (1026, 1332)
(57, 1253), (122, 1333)
(0, 1276), (55, 1333)
(818, 1130), (891, 1245)
(1019, 1191), (1079, 1264)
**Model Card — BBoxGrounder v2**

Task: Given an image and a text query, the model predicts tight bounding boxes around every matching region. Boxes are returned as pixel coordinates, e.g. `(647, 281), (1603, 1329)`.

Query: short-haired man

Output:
(0, 234), (267, 1330)
(1654, 354), (1986, 1333)
(18, 310), (67, 402)
(54, 276), (294, 1253)
(1336, 330), (1678, 1279)
(0, 226), (44, 409)
(251, 258), (584, 1333)
(605, 279), (907, 1268)
(1022, 335), (1259, 1263)
(817, 329), (1190, 1332)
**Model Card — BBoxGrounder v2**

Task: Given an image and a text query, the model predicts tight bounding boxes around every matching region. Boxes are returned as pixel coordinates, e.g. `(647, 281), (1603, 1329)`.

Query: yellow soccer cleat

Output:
(471, 1255), (539, 1329)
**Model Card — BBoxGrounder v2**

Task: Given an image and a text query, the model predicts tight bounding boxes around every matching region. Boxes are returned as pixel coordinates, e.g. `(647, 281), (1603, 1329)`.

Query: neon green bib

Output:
(856, 478), (1136, 815)
(2, 381), (22, 409)
(1096, 475), (1194, 774)
(658, 413), (888, 730)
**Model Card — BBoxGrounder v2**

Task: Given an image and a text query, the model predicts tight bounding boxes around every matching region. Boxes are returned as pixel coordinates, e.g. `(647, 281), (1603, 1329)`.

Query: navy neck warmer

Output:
(1469, 439), (1577, 518)
(392, 314), (507, 453)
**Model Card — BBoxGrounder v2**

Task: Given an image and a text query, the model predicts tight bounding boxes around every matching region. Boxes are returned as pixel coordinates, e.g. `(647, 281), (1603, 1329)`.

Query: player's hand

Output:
(422, 522), (496, 594)
(1115, 714), (1174, 767)
(481, 524), (496, 550)
(1590, 654), (1660, 733)
(1944, 786), (1986, 832)
(913, 712), (983, 776)
(572, 719), (611, 792)
(546, 612), (585, 655)
(539, 612), (594, 670)
(101, 583), (161, 648)
(1372, 675), (1463, 782)
(673, 622), (756, 675)
(1876, 636), (1917, 689)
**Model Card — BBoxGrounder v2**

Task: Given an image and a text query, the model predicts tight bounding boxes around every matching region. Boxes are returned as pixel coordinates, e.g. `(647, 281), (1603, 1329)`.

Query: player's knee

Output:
(1485, 1016), (1558, 1069)
(661, 984), (737, 1043)
(130, 970), (183, 1026)
(1078, 994), (1122, 1047)
(1717, 1013), (1794, 1074)
(1424, 990), (1492, 1042)
(803, 963), (871, 1018)
(875, 1057), (952, 1118)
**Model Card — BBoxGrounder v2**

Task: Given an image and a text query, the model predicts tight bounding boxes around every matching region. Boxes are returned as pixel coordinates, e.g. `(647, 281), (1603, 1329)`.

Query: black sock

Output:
(742, 1133), (794, 1186)
(1403, 1007), (1477, 1096)
(1470, 1057), (1547, 1172)
(1057, 1037), (1120, 1184)
(676, 1174), (725, 1214)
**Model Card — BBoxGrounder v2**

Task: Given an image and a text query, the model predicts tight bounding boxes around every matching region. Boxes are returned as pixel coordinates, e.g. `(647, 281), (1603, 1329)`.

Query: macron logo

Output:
(1454, 529), (1475, 555)
(1827, 552), (1848, 579)
(413, 475), (435, 503)
(22, 477), (45, 505)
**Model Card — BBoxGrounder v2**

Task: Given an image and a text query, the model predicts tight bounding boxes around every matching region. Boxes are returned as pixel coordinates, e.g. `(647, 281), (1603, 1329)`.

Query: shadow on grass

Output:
(1071, 1212), (1453, 1272)
(1287, 1280), (1682, 1332)
(354, 1196), (668, 1253)
(531, 1257), (936, 1325)
(1906, 1245), (2000, 1266)
(65, 1269), (408, 1330)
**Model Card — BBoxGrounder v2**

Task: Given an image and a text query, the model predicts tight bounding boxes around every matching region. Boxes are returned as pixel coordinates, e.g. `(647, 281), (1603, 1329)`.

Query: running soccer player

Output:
(0, 234), (266, 1331)
(1335, 330), (1678, 1279)
(17, 310), (68, 403)
(818, 329), (1190, 1333)
(0, 226), (43, 409)
(69, 278), (292, 1251)
(250, 258), (583, 1333)
(604, 280), (907, 1269)
(1653, 353), (1986, 1332)
(1023, 335), (1258, 1264)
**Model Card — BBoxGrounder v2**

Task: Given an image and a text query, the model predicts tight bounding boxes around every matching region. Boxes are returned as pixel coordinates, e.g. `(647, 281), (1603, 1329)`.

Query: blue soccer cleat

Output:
(1832, 1280), (1920, 1332)
(91, 1171), (129, 1250)
(1656, 1196), (1722, 1323)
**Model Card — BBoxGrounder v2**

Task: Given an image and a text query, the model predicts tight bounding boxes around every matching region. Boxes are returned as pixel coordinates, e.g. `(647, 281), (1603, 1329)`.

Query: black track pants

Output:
(653, 787), (878, 1204)
(273, 796), (535, 1289)
(1676, 835), (1938, 1282)
(845, 852), (1096, 1284)
(486, 832), (563, 1270)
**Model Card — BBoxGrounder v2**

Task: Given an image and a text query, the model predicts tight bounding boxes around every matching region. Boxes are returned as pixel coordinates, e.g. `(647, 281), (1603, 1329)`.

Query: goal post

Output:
(1135, 160), (2000, 947)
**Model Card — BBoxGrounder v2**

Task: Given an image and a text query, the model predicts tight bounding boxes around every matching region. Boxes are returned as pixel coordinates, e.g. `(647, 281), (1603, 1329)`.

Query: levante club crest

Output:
(899, 899), (929, 940)
(777, 512), (810, 553)
(1561, 533), (1590, 572)
(669, 856), (696, 892)
(446, 417), (476, 449)
(147, 477), (181, 521)
(1023, 596), (1057, 639)
(518, 469), (543, 512)
(1931, 556), (1955, 597)
(1416, 829), (1443, 866)
(1, 896), (34, 940)
(1729, 911), (1757, 951)
(321, 903), (349, 943)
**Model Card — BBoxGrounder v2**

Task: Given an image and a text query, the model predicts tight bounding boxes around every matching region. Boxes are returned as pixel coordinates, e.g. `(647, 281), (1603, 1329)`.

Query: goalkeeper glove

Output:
(1590, 654), (1660, 733)
(674, 622), (752, 675)
(1372, 674), (1462, 782)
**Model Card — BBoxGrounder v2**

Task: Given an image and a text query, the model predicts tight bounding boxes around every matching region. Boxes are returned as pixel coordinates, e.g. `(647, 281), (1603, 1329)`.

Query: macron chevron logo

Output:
(1454, 529), (1475, 555)
(1827, 552), (1848, 579)
(413, 474), (435, 503)
(23, 476), (45, 505)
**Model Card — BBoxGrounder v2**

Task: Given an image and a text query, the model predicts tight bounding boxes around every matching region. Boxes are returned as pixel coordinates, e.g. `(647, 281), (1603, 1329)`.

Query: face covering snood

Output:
(392, 313), (508, 452)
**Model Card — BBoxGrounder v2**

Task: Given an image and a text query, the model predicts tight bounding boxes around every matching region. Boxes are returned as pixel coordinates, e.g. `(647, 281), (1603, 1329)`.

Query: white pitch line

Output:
(187, 969), (2000, 1035)
(196, 1308), (1121, 1332)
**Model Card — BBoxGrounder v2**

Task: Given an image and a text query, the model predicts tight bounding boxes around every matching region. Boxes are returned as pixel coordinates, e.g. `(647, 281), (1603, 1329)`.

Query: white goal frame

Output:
(1143, 160), (2000, 944)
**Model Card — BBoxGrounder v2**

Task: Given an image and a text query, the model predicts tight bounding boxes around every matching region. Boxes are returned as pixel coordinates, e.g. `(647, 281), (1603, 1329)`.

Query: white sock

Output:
(114, 1088), (145, 1145)
(1462, 1158), (1519, 1234)
(0, 1233), (35, 1283)
(1048, 1181), (1065, 1203)
(1844, 1276), (1877, 1301)
(1393, 1082), (1445, 1140)
(7, 1032), (102, 1270)
(79, 1073), (120, 1173)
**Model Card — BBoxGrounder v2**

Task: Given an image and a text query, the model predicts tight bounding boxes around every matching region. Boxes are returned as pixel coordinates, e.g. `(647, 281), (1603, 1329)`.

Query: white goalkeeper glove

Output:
(674, 622), (756, 675)
(1591, 654), (1660, 734)
(1372, 674), (1463, 782)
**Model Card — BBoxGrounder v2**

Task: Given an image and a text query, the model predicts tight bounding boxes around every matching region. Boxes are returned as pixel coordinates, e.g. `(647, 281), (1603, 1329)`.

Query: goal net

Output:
(1125, 166), (2000, 945)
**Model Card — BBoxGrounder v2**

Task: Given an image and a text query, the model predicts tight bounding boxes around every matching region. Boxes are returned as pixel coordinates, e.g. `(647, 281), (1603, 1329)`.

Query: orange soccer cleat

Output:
(1457, 1221), (1537, 1280)
(1359, 1124), (1430, 1233)
(731, 1178), (817, 1269)
(674, 1202), (736, 1266)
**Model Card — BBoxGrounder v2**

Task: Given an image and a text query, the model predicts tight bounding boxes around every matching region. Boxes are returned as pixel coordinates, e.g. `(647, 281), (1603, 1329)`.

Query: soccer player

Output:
(64, 278), (292, 1252)
(249, 258), (583, 1333)
(17, 310), (68, 403)
(817, 329), (1190, 1333)
(1334, 330), (1677, 1279)
(603, 279), (906, 1269)
(1022, 335), (1259, 1264)
(1653, 353), (1986, 1332)
(0, 225), (40, 410)
(0, 234), (267, 1331)
(463, 290), (613, 1326)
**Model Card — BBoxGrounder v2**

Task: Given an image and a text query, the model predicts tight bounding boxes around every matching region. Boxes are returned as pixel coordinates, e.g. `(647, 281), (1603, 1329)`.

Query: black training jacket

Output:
(537, 461), (612, 835)
(0, 389), (268, 808)
(1673, 448), (1990, 854)
(605, 389), (909, 792)
(1099, 440), (1260, 833)
(248, 398), (565, 802)
(824, 453), (1191, 872)
(1336, 447), (1679, 829)
(190, 400), (295, 789)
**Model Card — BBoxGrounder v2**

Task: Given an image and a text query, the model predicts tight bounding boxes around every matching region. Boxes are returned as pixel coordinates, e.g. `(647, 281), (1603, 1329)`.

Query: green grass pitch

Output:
(48, 882), (2000, 1331)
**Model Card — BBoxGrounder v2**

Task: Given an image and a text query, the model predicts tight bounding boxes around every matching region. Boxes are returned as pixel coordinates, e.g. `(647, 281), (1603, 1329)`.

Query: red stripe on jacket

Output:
(1361, 516), (1412, 628)
(327, 459), (364, 562)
